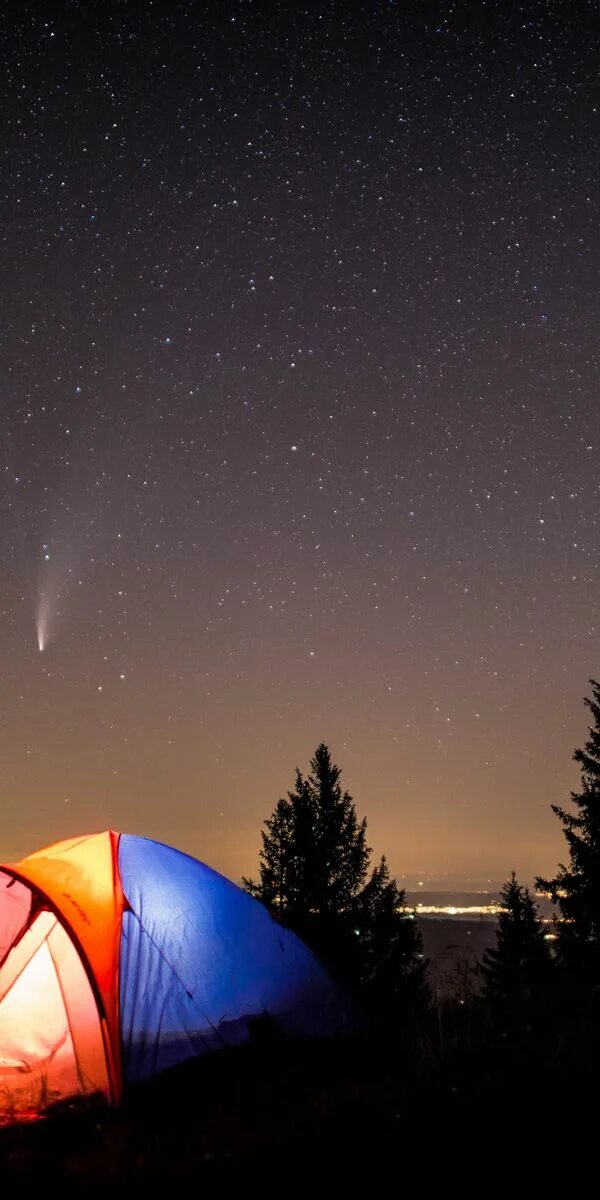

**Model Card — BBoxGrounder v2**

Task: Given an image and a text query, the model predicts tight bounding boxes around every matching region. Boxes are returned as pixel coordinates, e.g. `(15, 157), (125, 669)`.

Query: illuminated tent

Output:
(0, 832), (350, 1120)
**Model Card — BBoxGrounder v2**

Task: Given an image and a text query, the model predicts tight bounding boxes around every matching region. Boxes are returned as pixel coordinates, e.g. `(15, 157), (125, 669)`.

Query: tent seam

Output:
(124, 908), (228, 1048)
(47, 933), (89, 1095)
(0, 917), (58, 1004)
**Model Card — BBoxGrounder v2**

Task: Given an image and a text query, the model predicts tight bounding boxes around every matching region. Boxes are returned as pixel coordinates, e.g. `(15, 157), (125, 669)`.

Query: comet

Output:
(32, 485), (95, 653)
(36, 598), (48, 652)
(35, 545), (68, 653)
(35, 588), (55, 653)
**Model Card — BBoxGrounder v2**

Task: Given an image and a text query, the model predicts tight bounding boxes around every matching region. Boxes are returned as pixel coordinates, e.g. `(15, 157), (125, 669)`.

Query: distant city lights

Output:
(415, 903), (501, 918)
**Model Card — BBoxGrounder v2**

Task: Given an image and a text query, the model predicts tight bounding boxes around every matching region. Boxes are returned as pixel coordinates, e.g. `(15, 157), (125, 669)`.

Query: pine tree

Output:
(537, 679), (600, 979)
(483, 872), (550, 1002)
(244, 743), (423, 1000)
(244, 795), (295, 912)
(306, 743), (370, 917)
(355, 855), (424, 1008)
(244, 744), (369, 922)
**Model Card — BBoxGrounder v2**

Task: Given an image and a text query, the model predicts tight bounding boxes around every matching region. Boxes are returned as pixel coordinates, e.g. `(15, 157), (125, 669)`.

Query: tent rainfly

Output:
(0, 831), (350, 1121)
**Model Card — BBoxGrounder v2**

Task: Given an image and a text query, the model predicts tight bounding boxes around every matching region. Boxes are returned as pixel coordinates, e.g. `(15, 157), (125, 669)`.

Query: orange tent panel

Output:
(5, 831), (125, 1100)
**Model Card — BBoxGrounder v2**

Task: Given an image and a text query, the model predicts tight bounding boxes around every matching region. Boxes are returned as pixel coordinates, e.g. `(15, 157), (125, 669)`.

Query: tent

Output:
(0, 831), (350, 1121)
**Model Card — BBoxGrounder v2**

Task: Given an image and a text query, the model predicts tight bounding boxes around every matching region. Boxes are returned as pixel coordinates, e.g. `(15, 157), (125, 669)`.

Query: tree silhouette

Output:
(244, 744), (369, 922)
(483, 872), (550, 1002)
(537, 679), (600, 979)
(244, 743), (423, 1001)
(354, 854), (425, 1009)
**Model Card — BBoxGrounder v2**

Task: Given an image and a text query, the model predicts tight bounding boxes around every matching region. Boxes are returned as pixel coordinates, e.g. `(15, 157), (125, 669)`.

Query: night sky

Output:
(2, 2), (598, 884)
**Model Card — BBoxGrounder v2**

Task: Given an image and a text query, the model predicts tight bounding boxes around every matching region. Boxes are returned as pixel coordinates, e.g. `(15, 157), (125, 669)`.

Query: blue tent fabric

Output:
(118, 835), (352, 1083)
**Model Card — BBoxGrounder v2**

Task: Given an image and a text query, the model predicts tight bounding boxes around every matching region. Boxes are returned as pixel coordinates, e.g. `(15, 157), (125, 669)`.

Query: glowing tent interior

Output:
(0, 832), (350, 1121)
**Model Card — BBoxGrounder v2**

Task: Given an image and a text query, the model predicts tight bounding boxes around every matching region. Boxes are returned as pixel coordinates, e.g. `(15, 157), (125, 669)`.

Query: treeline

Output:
(244, 678), (600, 1022)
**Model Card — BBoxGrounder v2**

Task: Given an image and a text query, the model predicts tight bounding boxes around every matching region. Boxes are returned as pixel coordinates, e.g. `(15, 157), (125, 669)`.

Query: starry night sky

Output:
(2, 1), (598, 883)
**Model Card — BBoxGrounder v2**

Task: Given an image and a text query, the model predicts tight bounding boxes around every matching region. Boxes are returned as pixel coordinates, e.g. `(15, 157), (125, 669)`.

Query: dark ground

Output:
(0, 923), (592, 1179)
(0, 1034), (519, 1178)
(1, 991), (598, 1181)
